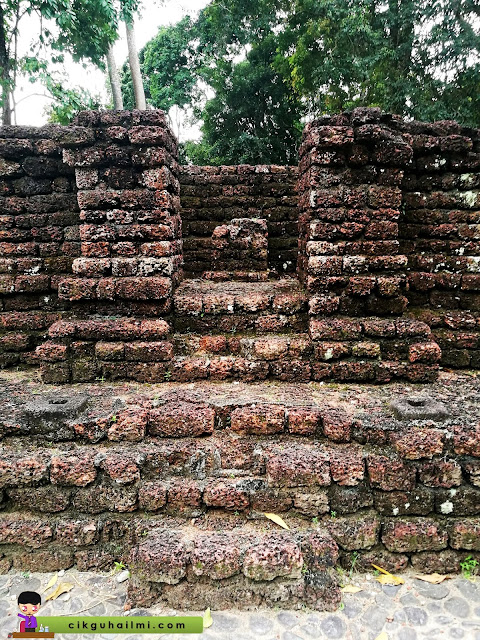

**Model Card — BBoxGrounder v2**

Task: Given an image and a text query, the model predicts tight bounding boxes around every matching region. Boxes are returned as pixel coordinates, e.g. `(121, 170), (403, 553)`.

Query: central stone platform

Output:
(37, 279), (441, 384)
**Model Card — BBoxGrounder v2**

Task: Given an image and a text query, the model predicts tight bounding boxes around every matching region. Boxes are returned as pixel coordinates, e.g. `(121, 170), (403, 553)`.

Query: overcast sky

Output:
(15, 0), (210, 137)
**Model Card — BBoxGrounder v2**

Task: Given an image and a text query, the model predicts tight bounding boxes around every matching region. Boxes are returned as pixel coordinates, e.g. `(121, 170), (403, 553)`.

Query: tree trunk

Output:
(125, 19), (146, 110)
(106, 44), (124, 110)
(0, 3), (12, 125)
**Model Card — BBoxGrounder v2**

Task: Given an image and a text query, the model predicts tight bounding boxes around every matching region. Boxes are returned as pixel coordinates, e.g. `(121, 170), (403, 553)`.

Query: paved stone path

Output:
(0, 571), (479, 640)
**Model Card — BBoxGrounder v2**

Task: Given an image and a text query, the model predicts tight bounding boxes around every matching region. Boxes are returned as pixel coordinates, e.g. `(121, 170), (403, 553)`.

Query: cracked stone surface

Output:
(0, 571), (479, 640)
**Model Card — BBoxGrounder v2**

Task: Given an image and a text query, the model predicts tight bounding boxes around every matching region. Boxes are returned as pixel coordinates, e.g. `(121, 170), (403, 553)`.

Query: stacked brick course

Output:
(0, 384), (478, 609)
(38, 111), (182, 383)
(0, 125), (79, 366)
(400, 120), (480, 368)
(179, 165), (298, 276)
(58, 110), (182, 315)
(209, 217), (269, 277)
(1, 107), (480, 611)
(296, 108), (441, 381)
(297, 108), (410, 316)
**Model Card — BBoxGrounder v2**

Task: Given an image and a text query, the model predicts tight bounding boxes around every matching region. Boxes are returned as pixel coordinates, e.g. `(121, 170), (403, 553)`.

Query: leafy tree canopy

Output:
(275, 0), (480, 124)
(121, 15), (198, 112)
(122, 0), (303, 165)
(124, 0), (479, 166)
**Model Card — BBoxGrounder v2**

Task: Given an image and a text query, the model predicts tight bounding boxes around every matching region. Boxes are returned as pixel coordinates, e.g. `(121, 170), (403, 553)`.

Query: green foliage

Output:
(0, 0), (143, 124)
(46, 83), (103, 125)
(179, 139), (218, 166)
(143, 17), (198, 111)
(192, 0), (304, 164)
(47, 0), (118, 67)
(123, 1), (302, 165)
(127, 0), (479, 167)
(460, 555), (479, 580)
(197, 36), (303, 165)
(276, 0), (480, 125)
(122, 16), (198, 113)
(348, 551), (359, 580)
(113, 560), (126, 573)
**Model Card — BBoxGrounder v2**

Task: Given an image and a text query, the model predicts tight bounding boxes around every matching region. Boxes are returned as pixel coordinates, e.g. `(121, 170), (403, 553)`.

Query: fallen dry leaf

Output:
(203, 607), (213, 629)
(341, 585), (363, 594)
(42, 574), (58, 593)
(372, 563), (404, 586)
(264, 513), (290, 530)
(375, 633), (389, 640)
(376, 574), (405, 586)
(414, 573), (447, 584)
(45, 583), (74, 601)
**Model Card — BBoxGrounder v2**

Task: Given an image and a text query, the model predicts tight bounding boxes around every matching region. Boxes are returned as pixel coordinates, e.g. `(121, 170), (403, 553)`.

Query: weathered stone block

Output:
(191, 533), (243, 579)
(327, 514), (380, 550)
(50, 452), (96, 487)
(367, 454), (415, 491)
(149, 401), (214, 437)
(266, 445), (330, 488)
(230, 405), (285, 435)
(203, 479), (250, 511)
(132, 532), (188, 584)
(382, 518), (448, 552)
(243, 534), (303, 581)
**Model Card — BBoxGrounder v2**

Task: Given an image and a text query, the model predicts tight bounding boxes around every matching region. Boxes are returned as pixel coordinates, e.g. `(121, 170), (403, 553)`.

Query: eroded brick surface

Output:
(1, 107), (480, 610)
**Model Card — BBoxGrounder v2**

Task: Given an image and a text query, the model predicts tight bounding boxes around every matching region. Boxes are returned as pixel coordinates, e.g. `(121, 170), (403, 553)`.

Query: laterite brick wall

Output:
(179, 165), (299, 276)
(296, 107), (480, 370)
(0, 125), (79, 366)
(57, 110), (183, 317)
(0, 391), (478, 589)
(400, 120), (480, 368)
(1, 108), (480, 373)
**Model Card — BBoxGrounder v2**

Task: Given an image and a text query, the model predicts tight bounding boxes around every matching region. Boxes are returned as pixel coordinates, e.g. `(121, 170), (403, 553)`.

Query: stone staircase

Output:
(38, 275), (441, 384)
(0, 379), (478, 610)
(3, 107), (480, 616)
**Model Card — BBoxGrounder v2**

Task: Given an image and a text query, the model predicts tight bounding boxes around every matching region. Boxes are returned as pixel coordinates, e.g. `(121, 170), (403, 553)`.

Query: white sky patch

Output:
(14, 0), (211, 140)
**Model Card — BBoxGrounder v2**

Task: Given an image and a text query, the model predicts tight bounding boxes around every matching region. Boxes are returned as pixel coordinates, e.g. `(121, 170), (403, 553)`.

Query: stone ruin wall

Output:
(0, 108), (479, 606)
(179, 165), (298, 277)
(0, 383), (478, 608)
(0, 125), (80, 367)
(297, 108), (480, 374)
(401, 120), (480, 370)
(1, 108), (479, 375)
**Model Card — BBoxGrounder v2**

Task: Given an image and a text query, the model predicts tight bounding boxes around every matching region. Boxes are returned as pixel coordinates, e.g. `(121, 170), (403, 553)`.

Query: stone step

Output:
(127, 521), (341, 611)
(39, 353), (439, 384)
(173, 333), (312, 358)
(5, 432), (476, 519)
(4, 391), (474, 486)
(1, 379), (479, 588)
(174, 311), (308, 334)
(200, 270), (271, 282)
(37, 316), (440, 383)
(173, 277), (308, 334)
(0, 511), (341, 611)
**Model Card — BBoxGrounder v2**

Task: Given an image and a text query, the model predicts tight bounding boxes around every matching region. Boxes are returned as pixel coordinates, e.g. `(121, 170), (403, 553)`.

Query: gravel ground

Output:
(0, 570), (479, 640)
